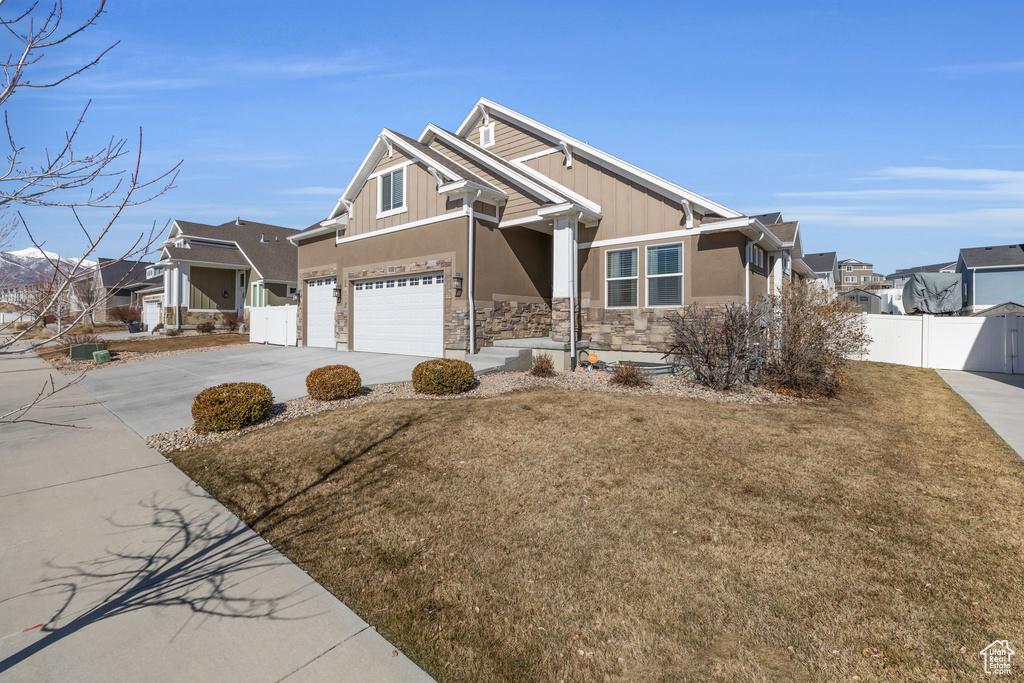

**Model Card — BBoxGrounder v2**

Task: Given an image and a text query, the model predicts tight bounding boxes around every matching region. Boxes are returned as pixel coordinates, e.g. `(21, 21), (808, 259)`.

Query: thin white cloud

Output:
(278, 187), (344, 196)
(926, 60), (1024, 75)
(780, 166), (1024, 201)
(873, 166), (1024, 182)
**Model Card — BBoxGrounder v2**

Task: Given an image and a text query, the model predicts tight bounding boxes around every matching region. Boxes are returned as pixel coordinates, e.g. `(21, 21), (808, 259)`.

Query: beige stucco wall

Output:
(473, 219), (551, 303)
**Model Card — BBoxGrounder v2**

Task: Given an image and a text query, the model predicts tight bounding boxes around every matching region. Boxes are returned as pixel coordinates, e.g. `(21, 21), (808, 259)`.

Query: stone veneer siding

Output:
(579, 298), (676, 353)
(296, 265), (337, 345)
(162, 306), (232, 327)
(450, 299), (552, 352)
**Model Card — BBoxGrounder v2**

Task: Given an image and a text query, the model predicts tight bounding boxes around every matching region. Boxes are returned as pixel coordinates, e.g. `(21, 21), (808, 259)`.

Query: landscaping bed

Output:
(168, 362), (1024, 681)
(147, 369), (791, 453)
(36, 333), (252, 374)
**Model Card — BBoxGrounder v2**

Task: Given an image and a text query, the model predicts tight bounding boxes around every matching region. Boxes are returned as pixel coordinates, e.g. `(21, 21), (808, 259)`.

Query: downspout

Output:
(467, 190), (482, 355)
(570, 211), (582, 370)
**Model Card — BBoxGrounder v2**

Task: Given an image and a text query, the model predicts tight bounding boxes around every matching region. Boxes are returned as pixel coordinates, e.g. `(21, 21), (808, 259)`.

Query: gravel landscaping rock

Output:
(146, 370), (794, 454)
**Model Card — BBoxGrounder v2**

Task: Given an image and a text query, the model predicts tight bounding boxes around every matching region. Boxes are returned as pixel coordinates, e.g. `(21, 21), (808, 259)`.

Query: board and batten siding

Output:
(348, 150), (459, 236)
(478, 116), (553, 160)
(525, 153), (688, 241)
(428, 138), (546, 221)
(189, 266), (236, 311)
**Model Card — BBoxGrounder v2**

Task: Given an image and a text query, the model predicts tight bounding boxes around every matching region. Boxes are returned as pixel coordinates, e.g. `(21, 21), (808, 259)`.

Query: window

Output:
(646, 243), (682, 307)
(746, 243), (765, 269)
(845, 276), (855, 283)
(378, 167), (405, 216)
(606, 248), (638, 308)
(251, 282), (265, 307)
(479, 122), (495, 148)
(238, 272), (245, 287)
(861, 275), (869, 282)
(846, 265), (853, 272)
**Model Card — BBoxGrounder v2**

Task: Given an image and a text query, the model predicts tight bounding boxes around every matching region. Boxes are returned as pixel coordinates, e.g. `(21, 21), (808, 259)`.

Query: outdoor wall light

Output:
(452, 273), (464, 290)
(222, 290), (230, 299)
(332, 286), (343, 299)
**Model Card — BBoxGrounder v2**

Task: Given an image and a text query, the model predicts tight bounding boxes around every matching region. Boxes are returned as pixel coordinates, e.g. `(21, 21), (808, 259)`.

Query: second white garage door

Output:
(353, 272), (444, 357)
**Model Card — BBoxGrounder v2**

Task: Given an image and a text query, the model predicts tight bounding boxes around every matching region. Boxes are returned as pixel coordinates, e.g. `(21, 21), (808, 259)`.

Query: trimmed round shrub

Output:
(306, 364), (362, 401)
(192, 382), (274, 433)
(412, 358), (475, 396)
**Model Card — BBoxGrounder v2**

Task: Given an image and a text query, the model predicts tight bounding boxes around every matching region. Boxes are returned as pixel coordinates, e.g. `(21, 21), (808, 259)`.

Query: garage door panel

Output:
(353, 273), (443, 357)
(306, 278), (336, 348)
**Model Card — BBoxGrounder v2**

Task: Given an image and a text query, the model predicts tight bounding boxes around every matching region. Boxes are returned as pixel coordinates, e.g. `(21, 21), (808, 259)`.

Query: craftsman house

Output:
(290, 98), (815, 365)
(155, 218), (301, 329)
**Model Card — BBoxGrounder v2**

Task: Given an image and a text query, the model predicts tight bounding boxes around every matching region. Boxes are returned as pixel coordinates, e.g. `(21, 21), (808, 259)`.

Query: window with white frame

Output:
(251, 282), (265, 307)
(646, 243), (682, 307)
(746, 243), (765, 269)
(844, 276), (855, 283)
(606, 248), (638, 308)
(479, 122), (495, 148)
(861, 275), (869, 282)
(378, 167), (405, 216)
(846, 265), (853, 272)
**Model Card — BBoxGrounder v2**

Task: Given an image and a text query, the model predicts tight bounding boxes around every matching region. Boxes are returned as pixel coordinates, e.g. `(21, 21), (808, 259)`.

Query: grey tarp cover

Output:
(902, 272), (962, 314)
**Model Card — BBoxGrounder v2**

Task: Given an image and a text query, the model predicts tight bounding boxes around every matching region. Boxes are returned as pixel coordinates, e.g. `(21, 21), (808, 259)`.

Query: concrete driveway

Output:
(80, 345), (432, 437)
(939, 370), (1024, 459)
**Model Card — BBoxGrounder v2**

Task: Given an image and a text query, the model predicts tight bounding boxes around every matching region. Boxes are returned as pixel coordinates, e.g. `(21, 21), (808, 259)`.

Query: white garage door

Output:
(306, 277), (337, 348)
(143, 300), (161, 331)
(353, 272), (444, 357)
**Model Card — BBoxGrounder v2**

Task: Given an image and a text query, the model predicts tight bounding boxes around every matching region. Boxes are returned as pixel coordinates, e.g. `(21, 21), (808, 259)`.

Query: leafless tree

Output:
(0, 1), (181, 427)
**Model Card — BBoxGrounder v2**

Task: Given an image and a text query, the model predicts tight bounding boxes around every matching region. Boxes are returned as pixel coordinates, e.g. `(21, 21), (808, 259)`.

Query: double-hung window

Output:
(251, 282), (265, 307)
(646, 243), (682, 307)
(378, 167), (405, 217)
(746, 243), (765, 269)
(606, 248), (638, 308)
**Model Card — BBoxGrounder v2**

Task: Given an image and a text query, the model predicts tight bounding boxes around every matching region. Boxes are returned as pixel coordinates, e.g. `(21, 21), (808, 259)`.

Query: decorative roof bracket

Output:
(558, 140), (573, 168)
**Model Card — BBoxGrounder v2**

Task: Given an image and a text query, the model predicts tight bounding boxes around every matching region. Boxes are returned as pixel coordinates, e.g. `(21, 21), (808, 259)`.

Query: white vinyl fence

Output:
(0, 311), (25, 324)
(248, 305), (297, 346)
(862, 313), (1021, 373)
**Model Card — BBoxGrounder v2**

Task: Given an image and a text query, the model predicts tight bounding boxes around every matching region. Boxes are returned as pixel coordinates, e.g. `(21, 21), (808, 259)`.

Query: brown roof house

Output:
(290, 98), (816, 368)
(155, 218), (301, 329)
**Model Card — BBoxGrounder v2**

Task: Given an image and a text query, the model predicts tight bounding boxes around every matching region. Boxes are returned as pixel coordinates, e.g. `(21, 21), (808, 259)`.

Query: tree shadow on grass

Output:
(0, 488), (320, 674)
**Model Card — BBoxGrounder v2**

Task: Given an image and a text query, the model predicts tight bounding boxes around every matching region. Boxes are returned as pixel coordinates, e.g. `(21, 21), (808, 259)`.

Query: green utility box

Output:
(69, 343), (104, 360)
(92, 349), (112, 364)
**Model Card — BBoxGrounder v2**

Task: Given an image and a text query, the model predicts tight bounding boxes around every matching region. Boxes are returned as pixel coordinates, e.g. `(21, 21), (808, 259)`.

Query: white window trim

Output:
(249, 281), (265, 308)
(605, 247), (639, 309)
(479, 121), (495, 148)
(746, 243), (765, 269)
(376, 167), (408, 219)
(644, 242), (684, 308)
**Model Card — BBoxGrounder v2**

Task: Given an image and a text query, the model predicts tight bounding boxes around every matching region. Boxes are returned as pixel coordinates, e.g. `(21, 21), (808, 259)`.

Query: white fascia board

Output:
(457, 98), (742, 219)
(438, 180), (508, 204)
(537, 202), (602, 223)
(232, 245), (264, 280)
(331, 134), (389, 219)
(512, 160), (601, 215)
(288, 225), (336, 245)
(793, 258), (816, 278)
(418, 125), (566, 204)
(175, 234), (237, 246)
(696, 217), (783, 250)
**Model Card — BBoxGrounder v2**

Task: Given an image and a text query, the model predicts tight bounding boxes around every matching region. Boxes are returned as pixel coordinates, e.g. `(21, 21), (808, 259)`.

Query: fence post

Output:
(920, 314), (931, 368)
(1009, 314), (1019, 374)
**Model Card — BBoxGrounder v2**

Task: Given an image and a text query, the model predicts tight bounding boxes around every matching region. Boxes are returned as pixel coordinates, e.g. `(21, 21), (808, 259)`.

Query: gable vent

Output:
(479, 122), (495, 148)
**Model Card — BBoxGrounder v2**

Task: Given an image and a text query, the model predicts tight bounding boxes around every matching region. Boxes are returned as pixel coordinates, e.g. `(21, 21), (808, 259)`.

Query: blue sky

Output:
(10, 0), (1023, 274)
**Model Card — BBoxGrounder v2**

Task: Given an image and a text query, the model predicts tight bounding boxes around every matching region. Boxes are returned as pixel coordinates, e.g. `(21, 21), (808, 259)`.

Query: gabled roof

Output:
(164, 219), (300, 282)
(764, 221), (798, 246)
(960, 243), (1024, 269)
(752, 212), (783, 225)
(840, 288), (881, 299)
(838, 258), (870, 265)
(886, 262), (957, 279)
(455, 98), (742, 219)
(96, 258), (158, 289)
(803, 252), (837, 273)
(327, 128), (504, 221)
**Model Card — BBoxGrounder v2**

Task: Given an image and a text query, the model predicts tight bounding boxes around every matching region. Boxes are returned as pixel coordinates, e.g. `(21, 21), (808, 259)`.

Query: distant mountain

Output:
(0, 248), (97, 287)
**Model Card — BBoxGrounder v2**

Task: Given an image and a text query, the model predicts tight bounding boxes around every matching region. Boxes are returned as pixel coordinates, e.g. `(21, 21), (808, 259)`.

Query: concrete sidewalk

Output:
(939, 370), (1024, 459)
(0, 350), (433, 682)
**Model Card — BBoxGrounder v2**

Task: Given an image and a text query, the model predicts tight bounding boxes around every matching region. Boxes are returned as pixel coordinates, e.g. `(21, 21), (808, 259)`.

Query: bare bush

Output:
(222, 312), (242, 333)
(165, 327), (182, 337)
(196, 321), (216, 335)
(107, 305), (141, 323)
(763, 281), (870, 397)
(530, 353), (555, 378)
(667, 302), (766, 390)
(57, 333), (100, 349)
(610, 362), (651, 388)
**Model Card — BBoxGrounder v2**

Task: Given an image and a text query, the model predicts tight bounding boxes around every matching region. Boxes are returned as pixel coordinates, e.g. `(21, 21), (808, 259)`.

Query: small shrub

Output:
(530, 353), (555, 378)
(196, 321), (216, 335)
(58, 333), (101, 349)
(165, 327), (182, 337)
(412, 358), (475, 395)
(152, 322), (164, 333)
(222, 312), (242, 333)
(191, 382), (273, 433)
(306, 364), (362, 401)
(610, 362), (652, 388)
(108, 305), (141, 322)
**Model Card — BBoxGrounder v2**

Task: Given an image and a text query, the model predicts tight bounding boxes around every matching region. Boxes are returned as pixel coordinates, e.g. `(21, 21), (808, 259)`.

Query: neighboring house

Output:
(971, 301), (1024, 317)
(155, 218), (301, 329)
(289, 97), (815, 364)
(885, 261), (956, 289)
(839, 288), (882, 314)
(838, 259), (875, 290)
(803, 251), (839, 290)
(79, 258), (162, 322)
(957, 243), (1024, 314)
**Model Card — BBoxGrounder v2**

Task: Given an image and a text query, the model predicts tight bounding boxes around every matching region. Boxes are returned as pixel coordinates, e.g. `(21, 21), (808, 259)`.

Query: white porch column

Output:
(551, 216), (578, 364)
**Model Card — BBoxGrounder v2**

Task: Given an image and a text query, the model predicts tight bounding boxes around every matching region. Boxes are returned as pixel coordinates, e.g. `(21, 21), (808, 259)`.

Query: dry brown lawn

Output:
(34, 333), (249, 360)
(170, 362), (1024, 681)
